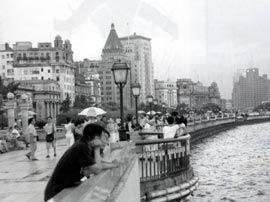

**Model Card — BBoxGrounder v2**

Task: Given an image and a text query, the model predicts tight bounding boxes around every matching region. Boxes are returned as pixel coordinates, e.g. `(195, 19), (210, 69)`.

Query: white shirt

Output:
(27, 124), (37, 137)
(162, 125), (179, 139)
(11, 129), (20, 138)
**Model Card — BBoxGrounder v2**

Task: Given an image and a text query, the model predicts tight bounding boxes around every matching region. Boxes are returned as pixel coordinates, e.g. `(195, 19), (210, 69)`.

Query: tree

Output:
(176, 103), (188, 115)
(73, 95), (82, 108)
(0, 77), (20, 99)
(60, 94), (71, 113)
(201, 103), (221, 113)
(254, 102), (270, 112)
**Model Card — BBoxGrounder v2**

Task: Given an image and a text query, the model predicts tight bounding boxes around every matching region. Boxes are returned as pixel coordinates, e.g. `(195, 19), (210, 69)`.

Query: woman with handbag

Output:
(44, 116), (57, 158)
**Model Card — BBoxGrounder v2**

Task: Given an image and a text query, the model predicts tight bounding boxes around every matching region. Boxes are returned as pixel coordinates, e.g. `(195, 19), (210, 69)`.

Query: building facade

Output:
(75, 69), (101, 106)
(232, 68), (270, 110)
(120, 33), (154, 103)
(177, 79), (221, 108)
(154, 79), (177, 107)
(17, 80), (61, 121)
(97, 23), (132, 108)
(0, 43), (14, 79)
(12, 36), (75, 103)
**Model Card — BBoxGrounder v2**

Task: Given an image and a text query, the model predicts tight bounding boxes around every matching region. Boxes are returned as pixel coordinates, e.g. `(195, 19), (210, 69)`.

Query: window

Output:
(7, 69), (14, 75)
(41, 68), (43, 72)
(10, 54), (13, 58)
(2, 55), (4, 59)
(6, 54), (9, 58)
(56, 77), (60, 81)
(106, 87), (111, 90)
(41, 76), (44, 80)
(106, 76), (111, 79)
(48, 69), (51, 73)
(106, 81), (111, 84)
(56, 69), (59, 73)
(2, 65), (5, 70)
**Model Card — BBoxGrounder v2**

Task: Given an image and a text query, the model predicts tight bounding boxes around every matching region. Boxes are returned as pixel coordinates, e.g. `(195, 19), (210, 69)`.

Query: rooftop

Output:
(102, 23), (123, 53)
(119, 32), (151, 41)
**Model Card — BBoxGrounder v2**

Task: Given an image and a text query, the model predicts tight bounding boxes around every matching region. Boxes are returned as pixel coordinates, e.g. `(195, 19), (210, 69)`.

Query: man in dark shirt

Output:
(44, 123), (118, 201)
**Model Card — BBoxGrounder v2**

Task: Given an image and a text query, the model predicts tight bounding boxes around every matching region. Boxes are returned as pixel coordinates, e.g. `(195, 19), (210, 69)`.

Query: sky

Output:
(1, 0), (270, 99)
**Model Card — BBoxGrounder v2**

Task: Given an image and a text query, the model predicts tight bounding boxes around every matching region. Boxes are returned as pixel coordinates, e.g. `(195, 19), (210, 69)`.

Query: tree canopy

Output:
(60, 94), (71, 113)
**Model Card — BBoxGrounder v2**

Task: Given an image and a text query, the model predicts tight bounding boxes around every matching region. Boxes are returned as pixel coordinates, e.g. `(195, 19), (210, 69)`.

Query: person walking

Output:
(26, 118), (38, 161)
(64, 118), (74, 146)
(44, 116), (57, 158)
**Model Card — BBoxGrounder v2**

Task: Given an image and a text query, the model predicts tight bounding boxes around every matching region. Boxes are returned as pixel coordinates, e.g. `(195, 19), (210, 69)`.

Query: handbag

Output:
(46, 124), (55, 142)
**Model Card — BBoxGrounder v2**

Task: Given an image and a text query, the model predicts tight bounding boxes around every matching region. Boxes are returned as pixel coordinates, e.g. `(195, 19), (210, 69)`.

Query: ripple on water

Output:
(190, 123), (270, 202)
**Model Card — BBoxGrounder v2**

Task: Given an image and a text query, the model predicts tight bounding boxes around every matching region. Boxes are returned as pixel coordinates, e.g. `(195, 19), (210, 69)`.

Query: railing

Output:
(135, 135), (190, 182)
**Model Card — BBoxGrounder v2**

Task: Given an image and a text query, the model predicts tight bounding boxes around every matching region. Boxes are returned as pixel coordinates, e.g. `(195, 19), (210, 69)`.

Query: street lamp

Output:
(153, 98), (158, 112)
(147, 95), (153, 116)
(111, 61), (130, 141)
(131, 82), (141, 126)
(162, 102), (166, 114)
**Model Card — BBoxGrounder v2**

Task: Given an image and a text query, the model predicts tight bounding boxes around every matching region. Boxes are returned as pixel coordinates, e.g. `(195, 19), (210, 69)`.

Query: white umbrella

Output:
(138, 110), (146, 114)
(18, 111), (36, 117)
(146, 111), (156, 115)
(78, 107), (106, 117)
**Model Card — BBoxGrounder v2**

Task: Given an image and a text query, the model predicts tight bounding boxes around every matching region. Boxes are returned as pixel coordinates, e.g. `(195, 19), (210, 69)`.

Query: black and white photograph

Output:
(0, 0), (270, 201)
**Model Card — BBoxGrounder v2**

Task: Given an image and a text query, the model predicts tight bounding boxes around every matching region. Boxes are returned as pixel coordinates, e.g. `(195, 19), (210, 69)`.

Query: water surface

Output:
(189, 122), (270, 202)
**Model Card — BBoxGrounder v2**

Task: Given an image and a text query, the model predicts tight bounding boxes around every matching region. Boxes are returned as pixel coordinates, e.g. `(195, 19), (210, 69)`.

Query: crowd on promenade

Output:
(0, 111), (189, 155)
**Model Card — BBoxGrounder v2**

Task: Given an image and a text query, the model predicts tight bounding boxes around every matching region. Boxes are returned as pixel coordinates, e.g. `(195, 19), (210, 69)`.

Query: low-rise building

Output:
(12, 36), (75, 103)
(154, 79), (177, 107)
(177, 79), (221, 108)
(17, 80), (61, 121)
(0, 43), (14, 79)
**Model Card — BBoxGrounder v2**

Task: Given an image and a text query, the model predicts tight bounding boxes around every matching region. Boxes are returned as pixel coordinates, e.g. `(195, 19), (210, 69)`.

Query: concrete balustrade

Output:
(52, 142), (140, 202)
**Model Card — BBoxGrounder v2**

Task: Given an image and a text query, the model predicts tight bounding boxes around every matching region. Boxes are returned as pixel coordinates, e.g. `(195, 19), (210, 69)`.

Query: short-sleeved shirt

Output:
(44, 123), (56, 135)
(44, 140), (95, 201)
(27, 124), (37, 137)
(162, 125), (179, 139)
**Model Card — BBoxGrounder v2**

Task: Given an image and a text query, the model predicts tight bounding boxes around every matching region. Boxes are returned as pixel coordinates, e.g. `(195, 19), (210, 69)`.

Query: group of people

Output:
(64, 116), (121, 146)
(0, 121), (25, 153)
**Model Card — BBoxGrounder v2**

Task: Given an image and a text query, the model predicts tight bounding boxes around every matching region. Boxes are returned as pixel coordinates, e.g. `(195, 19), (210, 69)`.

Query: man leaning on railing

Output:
(44, 124), (119, 202)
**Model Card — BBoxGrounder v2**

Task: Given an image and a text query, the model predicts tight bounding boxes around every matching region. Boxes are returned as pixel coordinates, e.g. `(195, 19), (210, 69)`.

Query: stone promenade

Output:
(0, 139), (68, 202)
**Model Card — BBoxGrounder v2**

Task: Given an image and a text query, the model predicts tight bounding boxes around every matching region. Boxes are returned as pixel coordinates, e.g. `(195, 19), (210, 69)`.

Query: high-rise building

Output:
(0, 43), (14, 79)
(232, 68), (270, 110)
(97, 24), (132, 108)
(154, 79), (177, 107)
(11, 36), (75, 103)
(119, 33), (154, 103)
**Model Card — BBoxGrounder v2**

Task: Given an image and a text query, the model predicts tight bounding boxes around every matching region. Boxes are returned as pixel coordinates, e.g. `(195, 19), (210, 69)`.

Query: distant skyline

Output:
(1, 0), (270, 99)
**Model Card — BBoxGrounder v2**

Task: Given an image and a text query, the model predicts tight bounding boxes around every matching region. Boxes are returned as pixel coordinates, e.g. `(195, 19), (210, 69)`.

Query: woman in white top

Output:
(44, 117), (57, 158)
(64, 118), (74, 146)
(162, 116), (179, 139)
(106, 118), (119, 143)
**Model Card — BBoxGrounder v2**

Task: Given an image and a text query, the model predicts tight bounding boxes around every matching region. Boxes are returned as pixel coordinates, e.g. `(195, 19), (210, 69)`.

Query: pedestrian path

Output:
(0, 139), (68, 202)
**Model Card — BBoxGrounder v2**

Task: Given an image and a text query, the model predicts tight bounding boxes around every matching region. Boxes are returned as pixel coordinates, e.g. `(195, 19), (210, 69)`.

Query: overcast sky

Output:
(1, 0), (270, 99)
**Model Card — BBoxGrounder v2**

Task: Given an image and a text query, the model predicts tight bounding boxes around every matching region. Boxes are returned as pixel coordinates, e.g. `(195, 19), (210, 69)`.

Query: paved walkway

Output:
(0, 139), (69, 202)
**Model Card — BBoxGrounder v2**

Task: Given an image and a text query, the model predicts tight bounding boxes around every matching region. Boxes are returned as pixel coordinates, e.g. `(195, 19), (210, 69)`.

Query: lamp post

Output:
(162, 102), (166, 114)
(153, 99), (158, 111)
(131, 82), (141, 126)
(111, 61), (130, 141)
(146, 95), (153, 116)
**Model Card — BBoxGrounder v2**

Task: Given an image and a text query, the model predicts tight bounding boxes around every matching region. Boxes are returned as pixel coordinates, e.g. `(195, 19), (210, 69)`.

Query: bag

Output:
(46, 134), (54, 142)
(46, 124), (55, 142)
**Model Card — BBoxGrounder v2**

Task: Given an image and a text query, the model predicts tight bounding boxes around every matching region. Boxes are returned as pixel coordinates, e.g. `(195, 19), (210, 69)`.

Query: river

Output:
(189, 122), (270, 202)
